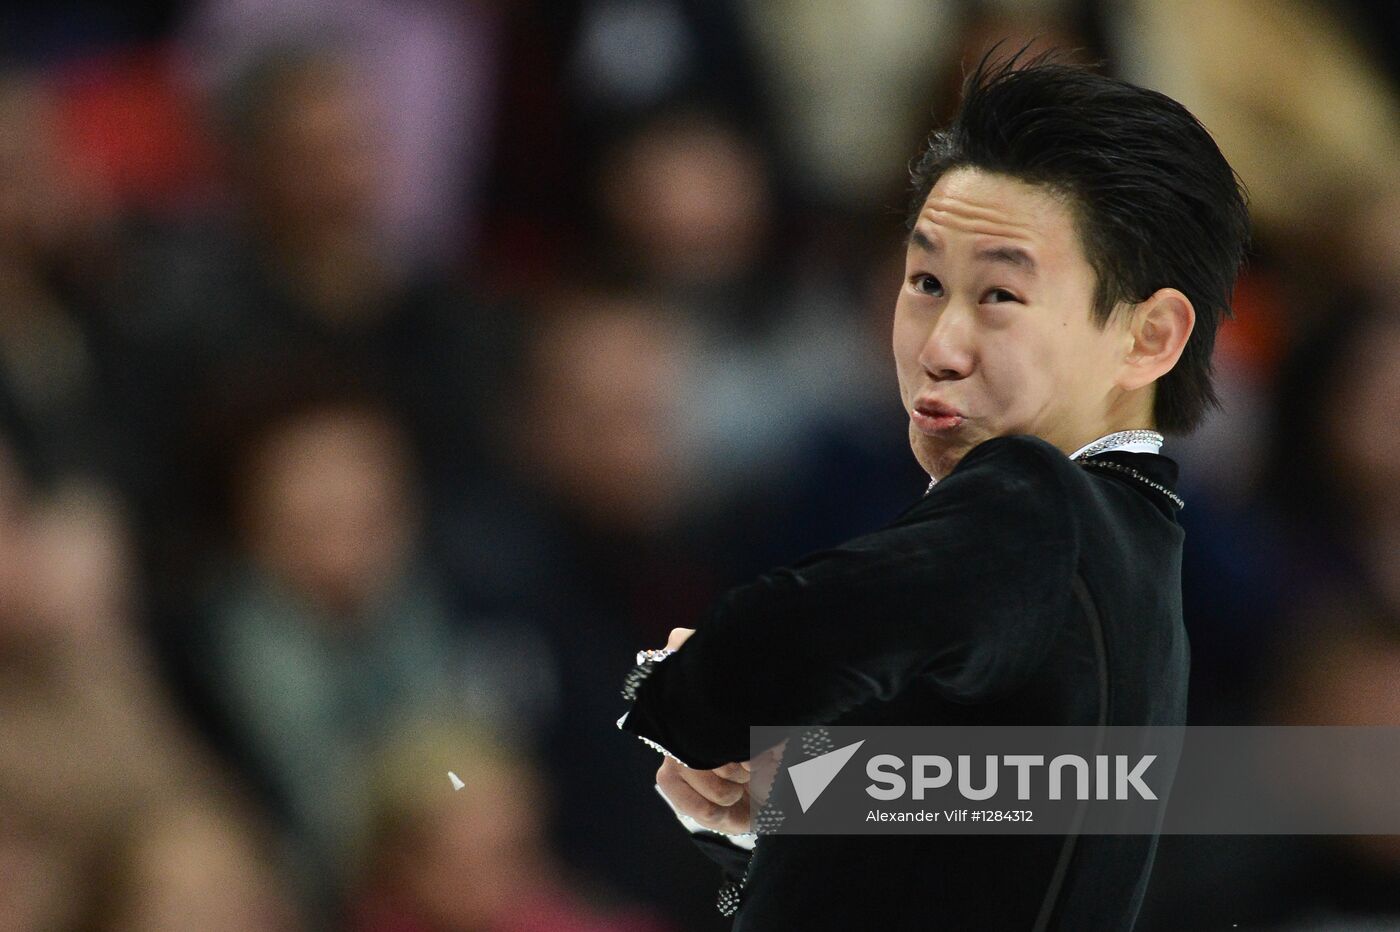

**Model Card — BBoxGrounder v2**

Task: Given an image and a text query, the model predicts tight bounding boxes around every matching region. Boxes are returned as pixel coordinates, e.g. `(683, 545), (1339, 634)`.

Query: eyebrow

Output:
(907, 228), (1037, 274)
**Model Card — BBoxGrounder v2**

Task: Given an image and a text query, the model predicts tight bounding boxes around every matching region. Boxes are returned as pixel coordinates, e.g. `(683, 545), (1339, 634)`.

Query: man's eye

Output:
(911, 274), (944, 297)
(984, 288), (1020, 304)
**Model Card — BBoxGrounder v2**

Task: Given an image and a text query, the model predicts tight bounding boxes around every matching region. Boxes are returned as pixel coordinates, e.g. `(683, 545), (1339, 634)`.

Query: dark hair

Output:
(184, 351), (411, 546)
(906, 48), (1250, 433)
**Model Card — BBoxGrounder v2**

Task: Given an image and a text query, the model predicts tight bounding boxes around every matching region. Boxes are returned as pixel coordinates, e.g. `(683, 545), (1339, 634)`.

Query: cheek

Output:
(1064, 322), (1124, 394)
(891, 303), (920, 382)
(976, 322), (1087, 435)
(977, 328), (1047, 409)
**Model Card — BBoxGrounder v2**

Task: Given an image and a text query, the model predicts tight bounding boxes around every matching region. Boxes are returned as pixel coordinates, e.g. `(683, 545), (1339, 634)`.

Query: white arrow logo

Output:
(787, 740), (866, 813)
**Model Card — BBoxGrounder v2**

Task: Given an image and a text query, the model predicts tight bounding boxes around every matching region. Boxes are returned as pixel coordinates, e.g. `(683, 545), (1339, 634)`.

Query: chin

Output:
(909, 429), (974, 481)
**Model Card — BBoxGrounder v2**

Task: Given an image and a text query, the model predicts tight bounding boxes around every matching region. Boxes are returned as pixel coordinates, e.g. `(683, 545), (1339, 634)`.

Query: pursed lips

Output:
(910, 397), (965, 434)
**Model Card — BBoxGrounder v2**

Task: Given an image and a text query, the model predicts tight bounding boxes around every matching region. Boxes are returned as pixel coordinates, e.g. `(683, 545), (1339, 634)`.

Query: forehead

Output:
(912, 168), (1082, 260)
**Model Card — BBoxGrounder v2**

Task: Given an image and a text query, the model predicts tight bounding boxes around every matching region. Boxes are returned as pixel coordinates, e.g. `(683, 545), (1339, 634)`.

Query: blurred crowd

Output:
(0, 1), (1397, 930)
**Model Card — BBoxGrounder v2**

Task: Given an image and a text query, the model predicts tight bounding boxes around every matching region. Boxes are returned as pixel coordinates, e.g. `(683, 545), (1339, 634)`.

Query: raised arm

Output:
(618, 434), (1082, 769)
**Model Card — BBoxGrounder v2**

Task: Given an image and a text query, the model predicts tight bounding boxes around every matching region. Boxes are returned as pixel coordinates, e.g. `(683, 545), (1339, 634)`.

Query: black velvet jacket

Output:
(617, 434), (1190, 931)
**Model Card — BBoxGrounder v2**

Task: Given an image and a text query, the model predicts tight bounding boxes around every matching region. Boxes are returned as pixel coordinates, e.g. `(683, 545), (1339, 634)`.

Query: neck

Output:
(1057, 395), (1159, 459)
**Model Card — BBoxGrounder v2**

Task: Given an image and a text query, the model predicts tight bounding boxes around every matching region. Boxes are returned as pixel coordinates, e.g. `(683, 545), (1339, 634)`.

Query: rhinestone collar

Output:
(1068, 429), (1163, 460)
(924, 429), (1164, 493)
(921, 429), (1182, 509)
(1070, 429), (1183, 511)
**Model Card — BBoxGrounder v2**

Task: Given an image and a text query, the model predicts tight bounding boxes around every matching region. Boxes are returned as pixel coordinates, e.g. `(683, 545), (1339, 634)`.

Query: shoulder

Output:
(894, 434), (1080, 547)
(943, 434), (1079, 498)
(893, 434), (1079, 540)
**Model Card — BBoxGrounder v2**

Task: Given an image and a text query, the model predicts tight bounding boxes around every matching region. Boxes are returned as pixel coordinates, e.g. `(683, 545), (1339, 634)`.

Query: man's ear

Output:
(1118, 288), (1195, 392)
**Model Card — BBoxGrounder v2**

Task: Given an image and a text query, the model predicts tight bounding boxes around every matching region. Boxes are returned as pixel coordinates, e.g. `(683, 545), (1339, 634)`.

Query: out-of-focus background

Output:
(0, 0), (1397, 929)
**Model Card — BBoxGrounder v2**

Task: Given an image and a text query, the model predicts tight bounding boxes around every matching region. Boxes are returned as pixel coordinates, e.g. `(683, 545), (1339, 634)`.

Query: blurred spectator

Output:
(592, 108), (775, 311)
(736, 0), (962, 210)
(508, 291), (699, 539)
(1143, 604), (1400, 931)
(114, 47), (517, 576)
(84, 798), (305, 932)
(0, 68), (142, 496)
(1115, 0), (1400, 290)
(178, 370), (551, 912)
(350, 719), (676, 932)
(582, 107), (890, 511)
(479, 293), (730, 929)
(479, 0), (766, 293)
(178, 0), (502, 269)
(0, 434), (294, 931)
(1265, 306), (1400, 621)
(1140, 301), (1400, 930)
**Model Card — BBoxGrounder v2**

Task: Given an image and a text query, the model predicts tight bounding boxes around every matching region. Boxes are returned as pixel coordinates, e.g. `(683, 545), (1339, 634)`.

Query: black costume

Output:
(618, 434), (1190, 930)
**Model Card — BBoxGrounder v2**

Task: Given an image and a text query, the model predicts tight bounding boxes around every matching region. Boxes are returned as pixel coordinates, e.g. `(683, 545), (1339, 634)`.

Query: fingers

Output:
(665, 627), (696, 650)
(657, 760), (735, 820)
(658, 758), (734, 807)
(657, 759), (751, 835)
(647, 745), (778, 836)
(657, 760), (721, 822)
(717, 789), (751, 836)
(678, 760), (746, 807)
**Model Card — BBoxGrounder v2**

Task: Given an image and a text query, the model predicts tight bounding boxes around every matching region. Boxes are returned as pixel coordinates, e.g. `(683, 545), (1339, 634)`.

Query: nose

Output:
(918, 303), (974, 382)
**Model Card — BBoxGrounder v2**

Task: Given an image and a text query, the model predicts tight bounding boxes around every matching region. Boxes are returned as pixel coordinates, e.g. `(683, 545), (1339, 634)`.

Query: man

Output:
(616, 51), (1248, 930)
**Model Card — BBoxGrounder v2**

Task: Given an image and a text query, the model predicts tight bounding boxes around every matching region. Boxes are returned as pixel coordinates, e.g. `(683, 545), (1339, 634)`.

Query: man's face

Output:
(893, 167), (1131, 478)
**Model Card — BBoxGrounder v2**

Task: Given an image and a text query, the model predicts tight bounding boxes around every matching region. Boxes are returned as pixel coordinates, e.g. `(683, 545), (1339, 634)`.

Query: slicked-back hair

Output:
(906, 48), (1250, 434)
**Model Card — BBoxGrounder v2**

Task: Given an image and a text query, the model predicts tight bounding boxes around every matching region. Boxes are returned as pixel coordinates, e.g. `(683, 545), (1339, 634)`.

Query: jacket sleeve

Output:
(650, 782), (755, 881)
(617, 435), (1081, 770)
(687, 831), (753, 884)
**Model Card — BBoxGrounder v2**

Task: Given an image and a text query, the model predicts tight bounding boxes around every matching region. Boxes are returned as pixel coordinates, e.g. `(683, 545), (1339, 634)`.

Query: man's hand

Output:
(652, 628), (753, 831)
(656, 740), (787, 836)
(649, 627), (785, 835)
(657, 757), (753, 835)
